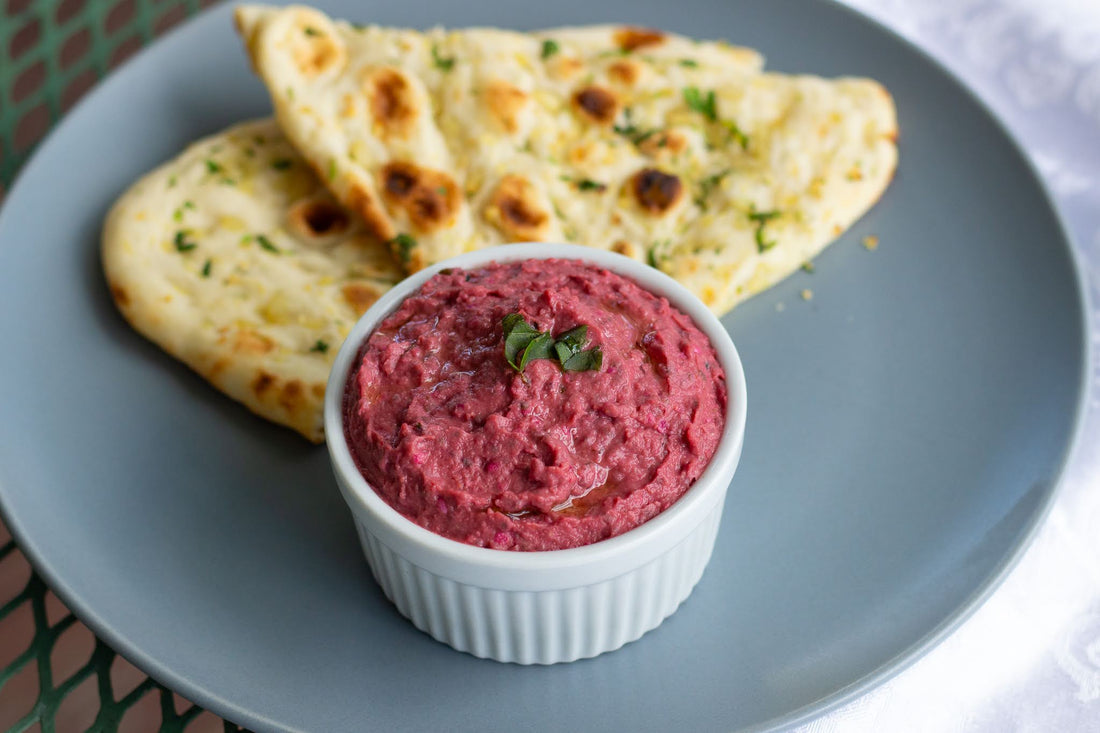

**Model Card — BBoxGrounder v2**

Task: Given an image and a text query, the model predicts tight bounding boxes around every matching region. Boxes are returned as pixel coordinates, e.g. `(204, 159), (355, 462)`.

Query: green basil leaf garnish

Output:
(432, 44), (455, 71)
(694, 169), (731, 211)
(388, 233), (417, 264)
(502, 314), (601, 374)
(723, 119), (750, 150)
(683, 86), (717, 121)
(562, 348), (603, 372)
(555, 325), (588, 353)
(519, 333), (556, 371)
(503, 314), (541, 370)
(173, 230), (197, 252)
(749, 208), (781, 253)
(256, 234), (280, 253)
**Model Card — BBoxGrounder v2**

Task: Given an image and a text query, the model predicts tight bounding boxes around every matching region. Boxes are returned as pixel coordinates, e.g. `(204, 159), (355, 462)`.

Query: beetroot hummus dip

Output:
(343, 259), (727, 551)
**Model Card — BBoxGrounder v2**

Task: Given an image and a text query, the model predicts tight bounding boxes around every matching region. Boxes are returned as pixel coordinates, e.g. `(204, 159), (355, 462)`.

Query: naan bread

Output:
(102, 119), (401, 442)
(235, 5), (896, 314)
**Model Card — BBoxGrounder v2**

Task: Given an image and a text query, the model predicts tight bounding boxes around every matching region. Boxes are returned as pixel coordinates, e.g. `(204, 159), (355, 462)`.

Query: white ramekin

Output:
(324, 243), (747, 664)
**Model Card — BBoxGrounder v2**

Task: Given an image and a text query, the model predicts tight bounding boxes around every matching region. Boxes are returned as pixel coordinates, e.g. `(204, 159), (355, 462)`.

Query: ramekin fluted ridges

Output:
(325, 243), (747, 664)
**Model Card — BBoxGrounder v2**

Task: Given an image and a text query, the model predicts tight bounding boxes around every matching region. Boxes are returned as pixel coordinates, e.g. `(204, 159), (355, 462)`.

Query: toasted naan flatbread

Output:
(235, 5), (896, 314)
(102, 119), (401, 442)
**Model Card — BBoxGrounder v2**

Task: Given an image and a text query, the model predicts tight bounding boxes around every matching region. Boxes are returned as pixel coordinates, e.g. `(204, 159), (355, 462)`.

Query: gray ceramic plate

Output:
(0, 1), (1087, 731)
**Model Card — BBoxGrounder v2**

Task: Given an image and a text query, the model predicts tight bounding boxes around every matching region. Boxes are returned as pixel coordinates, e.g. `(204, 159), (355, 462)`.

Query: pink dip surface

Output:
(343, 258), (727, 551)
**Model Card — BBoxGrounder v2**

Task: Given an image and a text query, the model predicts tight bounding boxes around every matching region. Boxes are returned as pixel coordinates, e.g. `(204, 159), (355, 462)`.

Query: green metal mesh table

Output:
(0, 5), (247, 730)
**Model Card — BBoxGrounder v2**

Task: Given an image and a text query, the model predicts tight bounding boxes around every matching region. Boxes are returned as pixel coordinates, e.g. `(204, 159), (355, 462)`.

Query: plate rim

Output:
(751, 2), (1094, 729)
(0, 0), (1091, 730)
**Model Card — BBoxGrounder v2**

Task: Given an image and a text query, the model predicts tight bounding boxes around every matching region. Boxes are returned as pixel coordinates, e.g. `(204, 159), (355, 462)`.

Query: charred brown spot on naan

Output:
(638, 130), (687, 157)
(611, 240), (636, 257)
(614, 27), (666, 52)
(279, 379), (307, 413)
(380, 161), (462, 234)
(484, 80), (530, 134)
(287, 198), (351, 239)
(232, 329), (276, 355)
(289, 11), (345, 77)
(366, 67), (420, 140)
(246, 369), (320, 435)
(252, 371), (276, 397)
(547, 55), (583, 81)
(572, 86), (618, 126)
(484, 174), (550, 242)
(207, 358), (230, 378)
(607, 60), (641, 87)
(346, 176), (397, 242)
(109, 283), (131, 308)
(342, 281), (382, 315)
(632, 168), (683, 215)
(312, 383), (326, 400)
